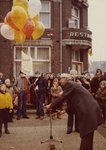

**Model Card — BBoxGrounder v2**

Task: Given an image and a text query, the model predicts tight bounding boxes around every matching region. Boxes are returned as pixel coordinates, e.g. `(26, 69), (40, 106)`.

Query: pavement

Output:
(0, 109), (106, 150)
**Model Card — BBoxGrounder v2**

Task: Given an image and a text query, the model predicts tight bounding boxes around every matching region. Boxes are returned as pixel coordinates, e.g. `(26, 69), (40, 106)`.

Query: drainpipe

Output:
(60, 0), (62, 73)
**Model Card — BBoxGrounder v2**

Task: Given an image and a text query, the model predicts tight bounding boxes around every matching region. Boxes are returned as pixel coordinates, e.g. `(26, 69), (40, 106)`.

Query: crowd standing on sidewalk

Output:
(0, 69), (106, 141)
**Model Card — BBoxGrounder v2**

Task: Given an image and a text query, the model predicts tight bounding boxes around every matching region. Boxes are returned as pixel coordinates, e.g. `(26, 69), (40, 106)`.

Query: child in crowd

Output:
(50, 78), (63, 120)
(95, 81), (106, 128)
(0, 84), (13, 137)
(5, 79), (15, 122)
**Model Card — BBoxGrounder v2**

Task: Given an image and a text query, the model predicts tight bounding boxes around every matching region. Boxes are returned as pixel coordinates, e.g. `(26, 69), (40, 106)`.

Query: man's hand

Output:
(44, 103), (52, 110)
(56, 110), (66, 115)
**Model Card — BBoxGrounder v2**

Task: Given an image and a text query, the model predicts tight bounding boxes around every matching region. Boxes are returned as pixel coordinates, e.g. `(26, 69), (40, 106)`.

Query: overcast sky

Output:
(88, 0), (106, 61)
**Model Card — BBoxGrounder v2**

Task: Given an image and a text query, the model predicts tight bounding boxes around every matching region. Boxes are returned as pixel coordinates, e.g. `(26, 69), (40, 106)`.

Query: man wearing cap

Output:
(45, 73), (102, 150)
(0, 73), (5, 85)
(13, 71), (31, 120)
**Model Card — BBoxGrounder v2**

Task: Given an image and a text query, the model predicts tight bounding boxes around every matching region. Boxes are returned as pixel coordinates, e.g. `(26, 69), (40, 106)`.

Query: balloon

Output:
(32, 21), (44, 40)
(32, 14), (39, 25)
(6, 11), (20, 31)
(28, 0), (41, 18)
(1, 25), (14, 40)
(13, 0), (28, 11)
(14, 30), (25, 43)
(22, 18), (35, 39)
(0, 23), (5, 34)
(11, 6), (27, 30)
(4, 17), (7, 24)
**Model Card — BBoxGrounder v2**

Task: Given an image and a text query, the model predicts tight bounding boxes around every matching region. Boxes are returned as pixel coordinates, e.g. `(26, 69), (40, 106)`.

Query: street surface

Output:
(0, 109), (106, 150)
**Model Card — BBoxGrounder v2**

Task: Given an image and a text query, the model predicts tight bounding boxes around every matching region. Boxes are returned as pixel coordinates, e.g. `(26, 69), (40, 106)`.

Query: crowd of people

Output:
(0, 69), (106, 143)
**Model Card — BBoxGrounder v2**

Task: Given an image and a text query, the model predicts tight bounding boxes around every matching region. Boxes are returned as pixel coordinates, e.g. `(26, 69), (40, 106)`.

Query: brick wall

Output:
(0, 0), (13, 80)
(0, 0), (90, 78)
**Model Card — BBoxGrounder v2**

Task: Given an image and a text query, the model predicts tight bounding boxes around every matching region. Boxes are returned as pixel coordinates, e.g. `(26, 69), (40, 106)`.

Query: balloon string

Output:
(0, 15), (4, 22)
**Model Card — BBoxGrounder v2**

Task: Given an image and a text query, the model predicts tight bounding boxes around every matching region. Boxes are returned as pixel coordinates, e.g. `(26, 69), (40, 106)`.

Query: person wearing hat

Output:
(0, 73), (5, 85)
(45, 73), (102, 150)
(5, 79), (15, 122)
(13, 71), (31, 120)
(0, 84), (13, 137)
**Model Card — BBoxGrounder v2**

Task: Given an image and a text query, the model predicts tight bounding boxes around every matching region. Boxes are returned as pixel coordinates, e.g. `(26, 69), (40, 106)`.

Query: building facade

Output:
(0, 0), (92, 79)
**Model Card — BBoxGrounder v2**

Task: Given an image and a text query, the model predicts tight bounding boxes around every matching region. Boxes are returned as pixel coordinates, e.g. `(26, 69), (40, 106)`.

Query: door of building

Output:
(72, 61), (83, 75)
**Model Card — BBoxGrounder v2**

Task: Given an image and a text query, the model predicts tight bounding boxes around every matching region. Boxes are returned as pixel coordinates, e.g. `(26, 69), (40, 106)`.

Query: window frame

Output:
(72, 50), (80, 61)
(71, 5), (80, 29)
(14, 46), (51, 77)
(39, 1), (51, 29)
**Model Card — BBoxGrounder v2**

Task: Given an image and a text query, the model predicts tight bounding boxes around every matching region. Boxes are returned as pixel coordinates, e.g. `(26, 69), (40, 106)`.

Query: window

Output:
(72, 50), (80, 61)
(39, 1), (51, 28)
(71, 6), (80, 28)
(14, 46), (51, 77)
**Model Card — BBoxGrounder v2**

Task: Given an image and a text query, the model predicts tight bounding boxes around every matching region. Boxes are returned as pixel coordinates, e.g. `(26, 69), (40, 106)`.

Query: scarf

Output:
(17, 76), (30, 94)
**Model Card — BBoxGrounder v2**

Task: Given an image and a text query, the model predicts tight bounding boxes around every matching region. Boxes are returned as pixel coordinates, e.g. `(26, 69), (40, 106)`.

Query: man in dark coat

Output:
(45, 73), (102, 150)
(34, 71), (47, 120)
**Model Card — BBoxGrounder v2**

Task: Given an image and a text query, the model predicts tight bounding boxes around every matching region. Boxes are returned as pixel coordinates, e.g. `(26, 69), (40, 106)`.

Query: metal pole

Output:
(60, 0), (62, 74)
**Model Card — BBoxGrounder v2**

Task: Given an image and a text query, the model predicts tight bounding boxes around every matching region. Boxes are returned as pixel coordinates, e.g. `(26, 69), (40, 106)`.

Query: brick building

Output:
(0, 0), (92, 79)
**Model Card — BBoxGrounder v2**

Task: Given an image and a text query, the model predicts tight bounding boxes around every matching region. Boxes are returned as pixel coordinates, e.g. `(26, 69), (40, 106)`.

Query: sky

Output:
(88, 0), (106, 61)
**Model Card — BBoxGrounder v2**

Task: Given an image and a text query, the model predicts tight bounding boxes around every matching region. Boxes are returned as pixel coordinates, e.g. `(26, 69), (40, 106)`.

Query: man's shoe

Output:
(5, 129), (10, 134)
(66, 130), (72, 134)
(40, 116), (44, 120)
(36, 116), (40, 119)
(23, 116), (30, 119)
(17, 117), (20, 120)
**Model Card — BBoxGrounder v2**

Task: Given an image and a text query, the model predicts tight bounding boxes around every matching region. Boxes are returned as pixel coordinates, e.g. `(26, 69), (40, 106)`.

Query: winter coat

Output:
(6, 86), (15, 100)
(34, 77), (47, 96)
(91, 76), (104, 95)
(13, 76), (31, 94)
(51, 86), (62, 102)
(51, 80), (102, 138)
(0, 92), (13, 109)
(95, 87), (106, 108)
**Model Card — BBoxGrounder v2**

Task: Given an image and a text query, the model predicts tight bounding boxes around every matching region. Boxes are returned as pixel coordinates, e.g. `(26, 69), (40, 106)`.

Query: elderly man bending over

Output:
(45, 73), (102, 150)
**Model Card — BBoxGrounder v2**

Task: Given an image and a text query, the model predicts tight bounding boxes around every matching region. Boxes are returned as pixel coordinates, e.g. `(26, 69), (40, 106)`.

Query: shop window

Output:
(71, 6), (80, 28)
(39, 1), (51, 28)
(14, 46), (51, 77)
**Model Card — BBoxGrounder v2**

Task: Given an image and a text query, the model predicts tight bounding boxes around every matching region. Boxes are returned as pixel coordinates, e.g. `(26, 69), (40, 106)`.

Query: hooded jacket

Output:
(0, 92), (13, 109)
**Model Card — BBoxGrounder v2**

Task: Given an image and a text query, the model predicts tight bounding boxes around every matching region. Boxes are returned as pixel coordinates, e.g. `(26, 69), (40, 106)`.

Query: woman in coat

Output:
(95, 80), (106, 128)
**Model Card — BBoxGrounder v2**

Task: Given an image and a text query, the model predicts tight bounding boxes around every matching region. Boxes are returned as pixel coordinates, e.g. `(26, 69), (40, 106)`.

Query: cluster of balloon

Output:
(0, 0), (44, 43)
